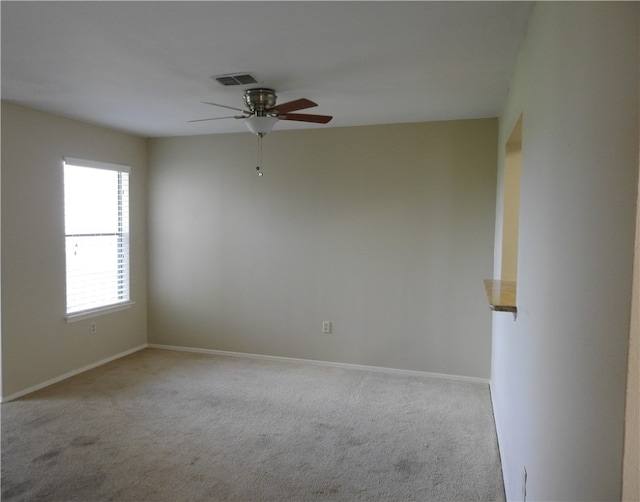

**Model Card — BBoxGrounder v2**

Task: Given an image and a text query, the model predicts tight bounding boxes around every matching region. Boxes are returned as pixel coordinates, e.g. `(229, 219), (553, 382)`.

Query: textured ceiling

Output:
(1, 1), (533, 137)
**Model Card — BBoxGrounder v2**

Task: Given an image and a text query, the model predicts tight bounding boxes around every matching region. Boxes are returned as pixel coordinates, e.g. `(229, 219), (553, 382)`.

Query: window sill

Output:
(65, 301), (134, 323)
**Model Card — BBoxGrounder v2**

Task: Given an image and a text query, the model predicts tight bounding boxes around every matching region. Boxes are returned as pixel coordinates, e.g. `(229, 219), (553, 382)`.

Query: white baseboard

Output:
(1, 344), (148, 403)
(147, 343), (490, 385)
(1, 343), (489, 403)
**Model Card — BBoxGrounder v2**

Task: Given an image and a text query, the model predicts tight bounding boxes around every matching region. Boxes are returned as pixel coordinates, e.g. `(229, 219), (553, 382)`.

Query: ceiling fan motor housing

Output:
(244, 88), (277, 116)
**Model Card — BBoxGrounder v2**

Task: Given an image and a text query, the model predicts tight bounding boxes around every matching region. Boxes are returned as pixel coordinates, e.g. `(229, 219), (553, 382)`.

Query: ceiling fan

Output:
(189, 88), (333, 136)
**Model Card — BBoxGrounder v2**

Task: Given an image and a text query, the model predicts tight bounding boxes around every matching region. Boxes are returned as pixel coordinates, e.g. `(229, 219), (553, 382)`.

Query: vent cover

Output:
(212, 73), (259, 87)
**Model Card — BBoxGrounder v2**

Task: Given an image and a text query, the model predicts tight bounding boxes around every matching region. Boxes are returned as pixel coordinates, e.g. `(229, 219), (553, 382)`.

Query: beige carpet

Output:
(1, 348), (504, 501)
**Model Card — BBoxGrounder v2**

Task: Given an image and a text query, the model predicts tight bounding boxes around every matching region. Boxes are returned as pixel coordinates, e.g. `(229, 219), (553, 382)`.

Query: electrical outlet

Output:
(90, 322), (97, 335)
(322, 321), (332, 334)
(522, 467), (527, 502)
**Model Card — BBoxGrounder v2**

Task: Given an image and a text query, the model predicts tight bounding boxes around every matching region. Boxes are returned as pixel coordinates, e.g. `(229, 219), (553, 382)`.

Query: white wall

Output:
(1, 102), (148, 399)
(492, 3), (639, 500)
(148, 119), (497, 379)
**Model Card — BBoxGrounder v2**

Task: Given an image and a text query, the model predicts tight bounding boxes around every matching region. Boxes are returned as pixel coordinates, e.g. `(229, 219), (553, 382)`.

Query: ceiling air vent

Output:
(212, 73), (259, 87)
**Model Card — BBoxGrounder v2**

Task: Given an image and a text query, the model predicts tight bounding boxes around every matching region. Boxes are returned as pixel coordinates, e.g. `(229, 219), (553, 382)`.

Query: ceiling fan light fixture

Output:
(244, 116), (279, 136)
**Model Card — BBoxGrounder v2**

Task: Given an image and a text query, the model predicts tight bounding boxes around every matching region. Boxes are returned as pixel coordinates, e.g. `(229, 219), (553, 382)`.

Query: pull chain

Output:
(256, 134), (264, 176)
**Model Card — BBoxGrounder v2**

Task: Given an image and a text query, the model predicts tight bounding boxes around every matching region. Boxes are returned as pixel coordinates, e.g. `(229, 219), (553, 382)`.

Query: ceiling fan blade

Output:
(268, 98), (317, 114)
(188, 115), (245, 123)
(201, 101), (249, 113)
(279, 113), (333, 124)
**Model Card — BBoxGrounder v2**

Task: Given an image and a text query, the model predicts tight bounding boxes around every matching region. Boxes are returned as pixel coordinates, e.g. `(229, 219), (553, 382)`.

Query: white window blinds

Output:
(63, 157), (131, 317)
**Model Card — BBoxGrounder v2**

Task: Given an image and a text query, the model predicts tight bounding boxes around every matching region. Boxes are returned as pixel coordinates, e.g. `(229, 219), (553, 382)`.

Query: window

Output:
(63, 157), (131, 319)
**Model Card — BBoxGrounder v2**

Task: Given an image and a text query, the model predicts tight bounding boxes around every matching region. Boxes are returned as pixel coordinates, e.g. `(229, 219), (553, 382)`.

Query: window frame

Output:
(63, 157), (133, 322)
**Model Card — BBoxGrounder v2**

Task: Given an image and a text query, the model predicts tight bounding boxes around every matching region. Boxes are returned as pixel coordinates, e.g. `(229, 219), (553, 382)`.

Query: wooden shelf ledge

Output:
(483, 279), (517, 314)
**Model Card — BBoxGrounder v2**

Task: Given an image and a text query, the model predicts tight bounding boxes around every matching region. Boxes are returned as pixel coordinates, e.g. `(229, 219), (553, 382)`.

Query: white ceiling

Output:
(1, 1), (533, 138)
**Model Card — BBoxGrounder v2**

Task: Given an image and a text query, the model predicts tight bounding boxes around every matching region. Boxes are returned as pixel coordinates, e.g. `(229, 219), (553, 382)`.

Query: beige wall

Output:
(1, 102), (148, 399)
(622, 8), (640, 495)
(500, 145), (521, 281)
(491, 3), (639, 500)
(623, 150), (640, 501)
(148, 119), (497, 379)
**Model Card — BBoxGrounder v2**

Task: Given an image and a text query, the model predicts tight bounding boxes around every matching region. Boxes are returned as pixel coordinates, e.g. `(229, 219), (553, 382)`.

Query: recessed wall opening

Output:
(501, 115), (522, 282)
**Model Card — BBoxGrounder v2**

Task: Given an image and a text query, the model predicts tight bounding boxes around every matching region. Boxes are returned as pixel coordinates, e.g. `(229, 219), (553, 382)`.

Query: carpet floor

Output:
(1, 348), (505, 501)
